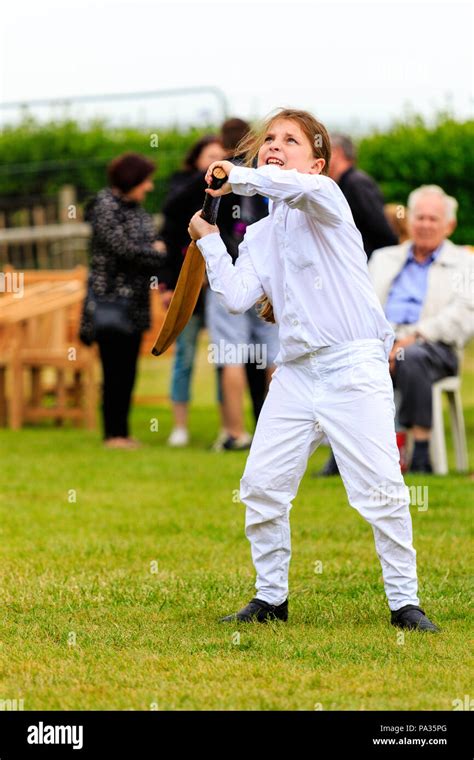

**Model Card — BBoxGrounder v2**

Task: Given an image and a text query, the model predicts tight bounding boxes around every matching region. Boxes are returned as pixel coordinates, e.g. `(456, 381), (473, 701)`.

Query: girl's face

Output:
(257, 118), (325, 175)
(196, 141), (226, 172)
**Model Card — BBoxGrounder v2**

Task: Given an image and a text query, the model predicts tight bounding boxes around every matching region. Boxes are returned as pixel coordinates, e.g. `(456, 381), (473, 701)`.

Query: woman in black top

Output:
(79, 152), (170, 449)
(160, 135), (225, 446)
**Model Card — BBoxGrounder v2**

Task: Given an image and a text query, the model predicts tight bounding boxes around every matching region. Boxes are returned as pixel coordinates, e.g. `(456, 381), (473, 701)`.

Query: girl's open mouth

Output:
(266, 157), (284, 166)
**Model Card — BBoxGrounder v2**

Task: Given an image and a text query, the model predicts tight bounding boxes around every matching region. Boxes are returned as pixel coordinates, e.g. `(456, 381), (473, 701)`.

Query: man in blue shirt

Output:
(369, 185), (470, 472)
(385, 245), (442, 325)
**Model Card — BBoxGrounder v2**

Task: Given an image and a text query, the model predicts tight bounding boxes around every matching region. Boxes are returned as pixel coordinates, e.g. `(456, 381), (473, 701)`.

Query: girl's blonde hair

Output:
(234, 108), (331, 323)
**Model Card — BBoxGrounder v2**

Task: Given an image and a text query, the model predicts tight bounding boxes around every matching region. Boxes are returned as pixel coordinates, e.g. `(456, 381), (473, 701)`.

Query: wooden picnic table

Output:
(0, 279), (97, 429)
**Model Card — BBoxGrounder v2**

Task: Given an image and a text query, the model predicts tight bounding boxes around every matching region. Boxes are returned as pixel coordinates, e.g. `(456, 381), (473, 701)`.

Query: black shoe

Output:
(219, 597), (288, 623)
(222, 433), (253, 451)
(313, 451), (340, 477)
(391, 604), (440, 632)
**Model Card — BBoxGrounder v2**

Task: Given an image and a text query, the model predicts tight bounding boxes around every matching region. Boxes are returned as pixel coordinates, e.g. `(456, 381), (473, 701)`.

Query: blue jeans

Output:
(170, 314), (204, 403)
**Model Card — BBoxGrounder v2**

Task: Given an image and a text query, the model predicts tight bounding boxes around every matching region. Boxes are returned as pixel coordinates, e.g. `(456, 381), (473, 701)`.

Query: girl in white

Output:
(188, 108), (439, 632)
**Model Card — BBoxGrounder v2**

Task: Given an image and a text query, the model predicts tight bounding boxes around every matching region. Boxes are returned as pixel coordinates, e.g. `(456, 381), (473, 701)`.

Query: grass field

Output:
(0, 336), (472, 711)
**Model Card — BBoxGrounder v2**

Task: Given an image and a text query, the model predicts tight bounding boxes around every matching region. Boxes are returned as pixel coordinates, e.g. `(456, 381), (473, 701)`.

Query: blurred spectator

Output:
(369, 185), (474, 472)
(79, 152), (170, 449)
(329, 133), (398, 258)
(160, 135), (226, 446)
(385, 203), (410, 243)
(206, 118), (280, 451)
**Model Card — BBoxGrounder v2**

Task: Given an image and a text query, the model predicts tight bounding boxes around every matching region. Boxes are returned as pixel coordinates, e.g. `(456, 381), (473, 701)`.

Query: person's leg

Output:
(222, 365), (247, 438)
(315, 449), (340, 477)
(220, 304), (251, 440)
(206, 288), (252, 445)
(97, 333), (118, 439)
(96, 331), (141, 440)
(240, 360), (324, 606)
(169, 314), (202, 440)
(247, 305), (280, 424)
(393, 341), (458, 470)
(173, 402), (188, 430)
(205, 288), (246, 450)
(245, 361), (267, 423)
(215, 365), (226, 438)
(116, 332), (142, 439)
(314, 341), (419, 612)
(170, 331), (189, 429)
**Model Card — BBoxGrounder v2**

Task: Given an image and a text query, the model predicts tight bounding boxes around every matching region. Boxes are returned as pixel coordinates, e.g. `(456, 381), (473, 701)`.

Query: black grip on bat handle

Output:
(200, 168), (228, 225)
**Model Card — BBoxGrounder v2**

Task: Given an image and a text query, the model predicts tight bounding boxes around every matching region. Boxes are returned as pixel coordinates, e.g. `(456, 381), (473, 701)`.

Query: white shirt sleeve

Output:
(228, 164), (350, 227)
(196, 232), (265, 314)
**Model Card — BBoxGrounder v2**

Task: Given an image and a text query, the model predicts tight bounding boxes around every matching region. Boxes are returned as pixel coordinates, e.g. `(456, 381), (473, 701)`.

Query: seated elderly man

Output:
(369, 185), (474, 473)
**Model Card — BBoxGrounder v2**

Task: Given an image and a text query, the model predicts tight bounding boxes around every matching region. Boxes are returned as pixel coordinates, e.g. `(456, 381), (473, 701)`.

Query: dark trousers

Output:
(393, 341), (458, 429)
(97, 331), (142, 439)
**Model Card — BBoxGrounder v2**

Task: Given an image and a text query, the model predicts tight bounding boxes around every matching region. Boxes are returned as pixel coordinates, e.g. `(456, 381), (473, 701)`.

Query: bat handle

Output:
(200, 167), (228, 225)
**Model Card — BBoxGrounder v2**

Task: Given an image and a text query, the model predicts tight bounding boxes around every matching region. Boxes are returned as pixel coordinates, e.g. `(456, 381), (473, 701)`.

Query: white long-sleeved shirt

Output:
(196, 164), (395, 365)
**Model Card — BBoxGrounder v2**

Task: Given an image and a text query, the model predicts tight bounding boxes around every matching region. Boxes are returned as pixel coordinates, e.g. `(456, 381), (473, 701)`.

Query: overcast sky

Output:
(1, 0), (472, 132)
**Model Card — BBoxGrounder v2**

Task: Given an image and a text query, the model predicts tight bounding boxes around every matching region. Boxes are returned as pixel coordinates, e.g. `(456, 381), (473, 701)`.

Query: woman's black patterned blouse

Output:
(79, 188), (171, 343)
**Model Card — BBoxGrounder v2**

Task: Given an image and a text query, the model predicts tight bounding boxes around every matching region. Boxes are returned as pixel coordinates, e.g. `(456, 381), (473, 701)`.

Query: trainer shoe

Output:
(219, 597), (288, 623)
(211, 429), (229, 452)
(167, 427), (189, 447)
(391, 604), (440, 632)
(222, 432), (253, 451)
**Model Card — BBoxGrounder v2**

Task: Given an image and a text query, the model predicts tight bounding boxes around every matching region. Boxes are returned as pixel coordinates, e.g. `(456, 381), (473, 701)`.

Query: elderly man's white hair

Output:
(408, 185), (458, 222)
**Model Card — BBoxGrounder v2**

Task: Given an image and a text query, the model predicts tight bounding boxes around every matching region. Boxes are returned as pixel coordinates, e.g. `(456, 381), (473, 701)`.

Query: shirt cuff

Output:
(228, 165), (260, 196)
(229, 165), (256, 185)
(195, 231), (226, 257)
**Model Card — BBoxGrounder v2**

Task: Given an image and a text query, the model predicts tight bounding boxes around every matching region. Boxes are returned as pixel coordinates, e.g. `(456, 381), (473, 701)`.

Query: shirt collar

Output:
(406, 242), (443, 265)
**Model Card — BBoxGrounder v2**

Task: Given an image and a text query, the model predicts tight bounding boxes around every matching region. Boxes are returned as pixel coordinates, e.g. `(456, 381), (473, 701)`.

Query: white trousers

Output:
(239, 339), (419, 612)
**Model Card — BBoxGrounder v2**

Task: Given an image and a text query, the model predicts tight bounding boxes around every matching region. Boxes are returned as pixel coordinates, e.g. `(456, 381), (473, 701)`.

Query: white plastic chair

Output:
(430, 376), (469, 475)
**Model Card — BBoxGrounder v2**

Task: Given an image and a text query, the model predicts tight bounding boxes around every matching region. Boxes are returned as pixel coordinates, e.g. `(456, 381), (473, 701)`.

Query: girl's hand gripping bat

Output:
(151, 166), (228, 357)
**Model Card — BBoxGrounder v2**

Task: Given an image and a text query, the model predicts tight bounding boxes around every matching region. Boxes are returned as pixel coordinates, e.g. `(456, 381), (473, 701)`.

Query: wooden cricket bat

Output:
(151, 167), (228, 356)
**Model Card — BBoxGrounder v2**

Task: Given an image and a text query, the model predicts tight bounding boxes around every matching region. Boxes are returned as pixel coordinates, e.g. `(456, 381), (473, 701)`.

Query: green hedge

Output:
(0, 118), (207, 212)
(358, 113), (474, 244)
(0, 113), (472, 242)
